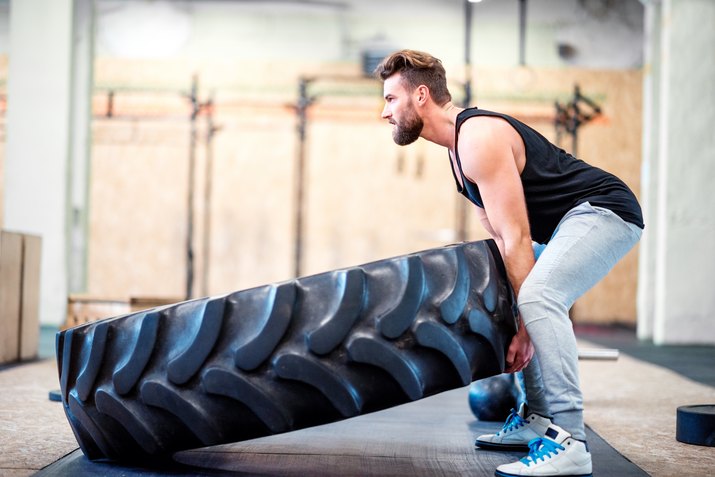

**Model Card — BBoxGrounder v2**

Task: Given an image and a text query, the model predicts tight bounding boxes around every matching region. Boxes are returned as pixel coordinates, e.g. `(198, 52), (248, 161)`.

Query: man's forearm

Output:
(496, 236), (535, 299)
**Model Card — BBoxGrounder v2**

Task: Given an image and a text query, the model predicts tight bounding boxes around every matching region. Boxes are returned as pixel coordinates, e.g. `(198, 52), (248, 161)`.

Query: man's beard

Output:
(392, 108), (424, 146)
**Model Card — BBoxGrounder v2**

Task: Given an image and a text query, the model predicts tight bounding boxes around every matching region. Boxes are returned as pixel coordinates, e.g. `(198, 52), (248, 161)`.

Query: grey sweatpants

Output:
(519, 202), (642, 440)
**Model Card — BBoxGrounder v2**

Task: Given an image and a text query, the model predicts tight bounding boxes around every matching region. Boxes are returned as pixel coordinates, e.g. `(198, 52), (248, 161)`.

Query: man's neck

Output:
(420, 102), (463, 150)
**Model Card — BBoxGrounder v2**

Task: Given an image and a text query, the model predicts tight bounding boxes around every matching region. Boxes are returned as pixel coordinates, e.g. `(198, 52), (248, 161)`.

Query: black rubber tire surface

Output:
(56, 239), (516, 462)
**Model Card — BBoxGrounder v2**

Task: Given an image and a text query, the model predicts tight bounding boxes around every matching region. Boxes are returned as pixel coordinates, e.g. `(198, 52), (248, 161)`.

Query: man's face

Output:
(381, 74), (424, 146)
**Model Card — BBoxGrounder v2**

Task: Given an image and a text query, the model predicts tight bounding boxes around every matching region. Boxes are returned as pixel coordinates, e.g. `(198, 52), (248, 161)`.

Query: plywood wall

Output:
(0, 55), (6, 228)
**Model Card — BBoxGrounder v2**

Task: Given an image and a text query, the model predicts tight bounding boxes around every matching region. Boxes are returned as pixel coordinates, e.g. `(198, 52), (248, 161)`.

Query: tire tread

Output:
(57, 240), (516, 461)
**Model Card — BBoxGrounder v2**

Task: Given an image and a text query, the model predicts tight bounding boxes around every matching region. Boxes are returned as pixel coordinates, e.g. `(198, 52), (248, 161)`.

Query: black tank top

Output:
(450, 108), (644, 244)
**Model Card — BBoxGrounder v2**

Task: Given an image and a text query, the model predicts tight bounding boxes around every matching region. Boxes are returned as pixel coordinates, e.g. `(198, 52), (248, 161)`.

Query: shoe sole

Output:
(56, 239), (517, 462)
(475, 440), (529, 452)
(496, 471), (592, 477)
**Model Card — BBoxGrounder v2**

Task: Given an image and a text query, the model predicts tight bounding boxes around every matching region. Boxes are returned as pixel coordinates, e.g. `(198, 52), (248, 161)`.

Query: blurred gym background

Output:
(0, 0), (713, 365)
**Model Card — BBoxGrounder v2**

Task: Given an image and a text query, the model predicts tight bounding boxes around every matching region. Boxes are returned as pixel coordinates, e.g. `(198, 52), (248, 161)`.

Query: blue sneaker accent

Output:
(520, 437), (565, 466)
(475, 403), (552, 452)
(501, 408), (527, 433)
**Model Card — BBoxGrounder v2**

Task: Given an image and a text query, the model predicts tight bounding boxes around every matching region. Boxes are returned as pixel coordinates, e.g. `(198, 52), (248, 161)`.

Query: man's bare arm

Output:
(458, 118), (533, 295)
(457, 117), (535, 372)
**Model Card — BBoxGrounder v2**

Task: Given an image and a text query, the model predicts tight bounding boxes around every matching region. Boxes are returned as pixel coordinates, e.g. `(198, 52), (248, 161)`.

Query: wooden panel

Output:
(64, 295), (130, 330)
(0, 231), (23, 364)
(20, 234), (42, 360)
(129, 296), (181, 313)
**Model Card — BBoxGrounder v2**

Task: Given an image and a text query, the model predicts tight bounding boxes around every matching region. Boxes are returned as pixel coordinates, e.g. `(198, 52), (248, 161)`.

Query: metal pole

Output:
(106, 90), (114, 118)
(578, 348), (619, 361)
(186, 75), (199, 300)
(518, 0), (528, 66)
(571, 85), (581, 157)
(294, 77), (312, 278)
(201, 93), (216, 298)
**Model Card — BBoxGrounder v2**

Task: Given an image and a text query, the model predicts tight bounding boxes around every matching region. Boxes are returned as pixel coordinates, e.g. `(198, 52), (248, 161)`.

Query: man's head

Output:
(375, 50), (452, 145)
(374, 50), (452, 106)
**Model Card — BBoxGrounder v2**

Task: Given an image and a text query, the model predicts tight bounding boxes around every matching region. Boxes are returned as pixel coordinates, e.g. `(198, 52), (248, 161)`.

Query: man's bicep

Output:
(474, 205), (497, 237)
(479, 168), (531, 241)
(469, 151), (530, 241)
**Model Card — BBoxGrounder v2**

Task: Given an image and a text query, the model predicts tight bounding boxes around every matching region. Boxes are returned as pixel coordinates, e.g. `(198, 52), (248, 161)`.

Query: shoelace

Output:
(520, 437), (565, 466)
(497, 408), (526, 435)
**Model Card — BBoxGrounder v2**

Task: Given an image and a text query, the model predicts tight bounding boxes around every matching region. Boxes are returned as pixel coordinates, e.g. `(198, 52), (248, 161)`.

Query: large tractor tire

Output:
(56, 239), (516, 462)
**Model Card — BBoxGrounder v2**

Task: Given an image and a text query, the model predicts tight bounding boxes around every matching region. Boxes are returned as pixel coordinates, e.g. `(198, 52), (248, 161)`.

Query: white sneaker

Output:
(495, 424), (593, 477)
(475, 403), (552, 451)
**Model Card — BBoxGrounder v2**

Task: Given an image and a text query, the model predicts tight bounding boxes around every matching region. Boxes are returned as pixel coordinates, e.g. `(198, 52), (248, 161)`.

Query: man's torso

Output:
(449, 108), (644, 243)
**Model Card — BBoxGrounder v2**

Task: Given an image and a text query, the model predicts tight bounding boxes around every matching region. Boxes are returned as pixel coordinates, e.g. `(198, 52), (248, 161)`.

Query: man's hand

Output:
(505, 321), (534, 373)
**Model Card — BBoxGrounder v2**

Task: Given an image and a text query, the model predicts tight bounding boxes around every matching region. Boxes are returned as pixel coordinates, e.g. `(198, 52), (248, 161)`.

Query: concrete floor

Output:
(1, 332), (714, 476)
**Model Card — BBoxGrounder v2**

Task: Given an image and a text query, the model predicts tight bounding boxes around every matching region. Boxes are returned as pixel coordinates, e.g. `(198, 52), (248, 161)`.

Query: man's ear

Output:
(415, 85), (429, 106)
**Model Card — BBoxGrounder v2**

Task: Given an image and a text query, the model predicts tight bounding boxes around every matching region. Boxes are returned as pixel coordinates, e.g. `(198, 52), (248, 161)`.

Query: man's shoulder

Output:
(458, 113), (519, 147)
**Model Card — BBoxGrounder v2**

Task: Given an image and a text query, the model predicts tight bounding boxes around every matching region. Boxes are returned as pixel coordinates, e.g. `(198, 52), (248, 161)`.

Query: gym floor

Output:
(1, 325), (713, 477)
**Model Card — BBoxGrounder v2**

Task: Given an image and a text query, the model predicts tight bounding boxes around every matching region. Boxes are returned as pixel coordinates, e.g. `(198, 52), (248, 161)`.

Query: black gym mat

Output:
(576, 324), (715, 387)
(36, 387), (648, 477)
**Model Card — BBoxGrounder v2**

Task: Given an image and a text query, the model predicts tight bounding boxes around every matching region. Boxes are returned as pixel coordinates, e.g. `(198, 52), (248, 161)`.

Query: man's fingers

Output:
(505, 353), (520, 373)
(505, 348), (516, 369)
(507, 353), (533, 373)
(505, 332), (534, 373)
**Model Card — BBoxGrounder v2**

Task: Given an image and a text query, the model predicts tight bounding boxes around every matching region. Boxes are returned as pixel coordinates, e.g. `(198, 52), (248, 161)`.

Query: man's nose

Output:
(381, 104), (391, 119)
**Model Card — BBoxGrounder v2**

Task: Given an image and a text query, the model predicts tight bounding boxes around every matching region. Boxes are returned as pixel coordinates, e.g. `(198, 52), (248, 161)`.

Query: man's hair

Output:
(374, 49), (452, 106)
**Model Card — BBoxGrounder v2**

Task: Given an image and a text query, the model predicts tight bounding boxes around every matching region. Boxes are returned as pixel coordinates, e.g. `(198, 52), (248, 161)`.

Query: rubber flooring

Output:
(35, 385), (647, 477)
